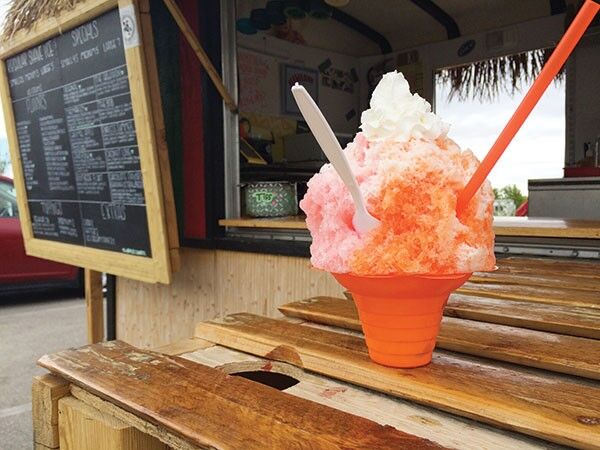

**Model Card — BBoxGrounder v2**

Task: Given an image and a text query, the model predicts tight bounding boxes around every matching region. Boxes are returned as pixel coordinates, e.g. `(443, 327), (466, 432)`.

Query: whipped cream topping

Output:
(360, 71), (449, 142)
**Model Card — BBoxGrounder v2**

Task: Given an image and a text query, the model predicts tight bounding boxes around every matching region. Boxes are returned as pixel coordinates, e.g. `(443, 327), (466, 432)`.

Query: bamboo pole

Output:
(162, 0), (238, 113)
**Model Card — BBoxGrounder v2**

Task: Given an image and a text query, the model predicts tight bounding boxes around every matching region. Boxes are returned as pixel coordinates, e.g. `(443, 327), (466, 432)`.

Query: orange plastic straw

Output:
(456, 0), (600, 214)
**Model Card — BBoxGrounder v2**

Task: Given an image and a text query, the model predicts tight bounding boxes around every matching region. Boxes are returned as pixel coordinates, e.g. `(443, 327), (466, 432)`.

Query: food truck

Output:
(1, 0), (599, 448)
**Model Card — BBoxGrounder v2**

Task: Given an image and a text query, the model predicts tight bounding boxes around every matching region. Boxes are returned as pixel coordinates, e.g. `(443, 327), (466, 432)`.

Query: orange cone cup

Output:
(333, 272), (471, 368)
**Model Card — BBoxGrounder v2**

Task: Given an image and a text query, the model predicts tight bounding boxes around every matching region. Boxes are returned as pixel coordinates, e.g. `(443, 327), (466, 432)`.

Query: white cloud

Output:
(436, 78), (565, 194)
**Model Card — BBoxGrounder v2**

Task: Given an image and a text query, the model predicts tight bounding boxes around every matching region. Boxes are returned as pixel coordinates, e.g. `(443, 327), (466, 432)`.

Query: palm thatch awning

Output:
(438, 48), (563, 102)
(1, 0), (86, 41)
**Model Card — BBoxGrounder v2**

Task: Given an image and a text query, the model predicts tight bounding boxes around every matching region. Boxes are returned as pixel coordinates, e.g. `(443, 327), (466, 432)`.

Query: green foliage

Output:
(493, 184), (527, 207)
(0, 159), (6, 174)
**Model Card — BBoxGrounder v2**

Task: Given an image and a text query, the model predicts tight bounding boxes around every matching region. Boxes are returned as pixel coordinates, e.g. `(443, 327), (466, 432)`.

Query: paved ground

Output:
(0, 291), (88, 450)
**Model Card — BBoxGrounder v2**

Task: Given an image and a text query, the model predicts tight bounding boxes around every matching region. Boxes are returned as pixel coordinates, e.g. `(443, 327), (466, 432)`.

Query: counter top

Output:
(219, 216), (600, 239)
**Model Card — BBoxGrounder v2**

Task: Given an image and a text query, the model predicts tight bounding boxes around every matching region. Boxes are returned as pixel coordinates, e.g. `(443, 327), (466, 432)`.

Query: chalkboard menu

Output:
(6, 8), (150, 256)
(0, 1), (176, 283)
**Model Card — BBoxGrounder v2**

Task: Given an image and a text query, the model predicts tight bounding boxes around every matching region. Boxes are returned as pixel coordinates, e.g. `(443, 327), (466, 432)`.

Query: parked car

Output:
(0, 175), (82, 295)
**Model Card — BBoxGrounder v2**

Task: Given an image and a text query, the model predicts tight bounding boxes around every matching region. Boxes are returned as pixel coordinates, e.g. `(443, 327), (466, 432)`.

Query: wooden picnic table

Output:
(32, 256), (600, 449)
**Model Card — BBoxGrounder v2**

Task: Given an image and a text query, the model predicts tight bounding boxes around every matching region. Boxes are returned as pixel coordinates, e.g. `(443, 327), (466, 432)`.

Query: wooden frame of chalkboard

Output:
(0, 0), (178, 284)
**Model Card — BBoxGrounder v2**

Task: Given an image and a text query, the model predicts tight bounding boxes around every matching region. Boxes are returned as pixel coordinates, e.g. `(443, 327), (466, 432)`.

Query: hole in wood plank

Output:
(231, 371), (300, 391)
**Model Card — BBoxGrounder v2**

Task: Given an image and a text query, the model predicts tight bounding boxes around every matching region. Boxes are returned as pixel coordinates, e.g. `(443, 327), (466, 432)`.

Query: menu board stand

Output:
(0, 0), (178, 284)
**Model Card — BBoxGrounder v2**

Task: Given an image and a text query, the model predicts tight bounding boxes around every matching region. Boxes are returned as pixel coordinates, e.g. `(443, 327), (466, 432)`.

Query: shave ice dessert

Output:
(299, 71), (496, 367)
(301, 71), (495, 276)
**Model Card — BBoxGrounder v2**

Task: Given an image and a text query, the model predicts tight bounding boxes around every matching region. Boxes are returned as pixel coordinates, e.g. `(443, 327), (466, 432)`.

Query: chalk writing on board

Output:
(6, 9), (151, 256)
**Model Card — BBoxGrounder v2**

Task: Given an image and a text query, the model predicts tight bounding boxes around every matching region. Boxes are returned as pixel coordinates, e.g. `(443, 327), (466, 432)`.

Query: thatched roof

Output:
(437, 47), (564, 102)
(1, 0), (85, 41)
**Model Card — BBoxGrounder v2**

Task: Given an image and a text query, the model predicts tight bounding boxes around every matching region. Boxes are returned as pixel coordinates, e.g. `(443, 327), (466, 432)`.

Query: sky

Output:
(435, 77), (565, 195)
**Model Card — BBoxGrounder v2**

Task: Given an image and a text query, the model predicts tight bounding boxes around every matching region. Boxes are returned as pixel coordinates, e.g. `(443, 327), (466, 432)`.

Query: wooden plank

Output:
(498, 257), (600, 279)
(195, 313), (600, 449)
(85, 269), (104, 344)
(457, 282), (600, 309)
(120, 0), (172, 283)
(180, 345), (552, 450)
(217, 216), (600, 238)
(219, 216), (308, 230)
(70, 386), (197, 450)
(32, 374), (70, 449)
(279, 297), (600, 380)
(153, 337), (214, 356)
(34, 444), (56, 450)
(39, 341), (444, 449)
(492, 217), (600, 238)
(446, 294), (600, 339)
(469, 270), (600, 292)
(139, 0), (180, 272)
(59, 396), (167, 450)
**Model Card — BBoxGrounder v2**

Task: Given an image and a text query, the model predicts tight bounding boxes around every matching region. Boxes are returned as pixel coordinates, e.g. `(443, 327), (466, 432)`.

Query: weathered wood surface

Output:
(497, 257), (600, 279)
(152, 337), (214, 356)
(469, 270), (600, 292)
(32, 374), (70, 448)
(58, 396), (166, 450)
(447, 294), (600, 339)
(491, 217), (600, 239)
(457, 282), (600, 309)
(278, 297), (600, 380)
(70, 386), (197, 450)
(38, 341), (444, 449)
(196, 313), (600, 449)
(178, 345), (554, 449)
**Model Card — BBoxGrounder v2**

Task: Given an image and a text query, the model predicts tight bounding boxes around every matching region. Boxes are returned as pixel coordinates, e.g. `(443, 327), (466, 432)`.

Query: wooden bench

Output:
(33, 256), (600, 449)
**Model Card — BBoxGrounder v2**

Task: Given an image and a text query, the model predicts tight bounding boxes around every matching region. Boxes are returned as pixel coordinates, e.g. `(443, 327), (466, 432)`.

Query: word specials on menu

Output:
(6, 9), (151, 257)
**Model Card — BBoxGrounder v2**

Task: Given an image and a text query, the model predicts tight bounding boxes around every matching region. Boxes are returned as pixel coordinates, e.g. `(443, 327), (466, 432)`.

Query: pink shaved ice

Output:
(300, 133), (496, 275)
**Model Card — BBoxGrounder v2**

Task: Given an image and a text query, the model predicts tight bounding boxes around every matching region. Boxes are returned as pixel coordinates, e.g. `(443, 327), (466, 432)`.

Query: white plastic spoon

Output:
(291, 83), (380, 235)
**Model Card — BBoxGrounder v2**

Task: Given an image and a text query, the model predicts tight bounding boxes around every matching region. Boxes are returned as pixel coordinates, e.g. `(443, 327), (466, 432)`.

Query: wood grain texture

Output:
(279, 297), (600, 379)
(497, 257), (600, 279)
(469, 270), (600, 292)
(445, 294), (600, 339)
(195, 313), (600, 449)
(39, 341), (444, 449)
(492, 217), (600, 238)
(218, 216), (600, 238)
(58, 396), (167, 450)
(116, 248), (343, 348)
(70, 386), (198, 450)
(179, 345), (552, 450)
(152, 337), (214, 356)
(85, 269), (104, 344)
(138, 0), (180, 272)
(32, 374), (70, 448)
(219, 216), (308, 229)
(457, 282), (600, 309)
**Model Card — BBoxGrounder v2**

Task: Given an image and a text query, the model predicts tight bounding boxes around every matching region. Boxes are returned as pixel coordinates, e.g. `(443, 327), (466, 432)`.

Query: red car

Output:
(0, 175), (81, 295)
